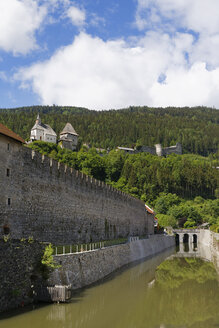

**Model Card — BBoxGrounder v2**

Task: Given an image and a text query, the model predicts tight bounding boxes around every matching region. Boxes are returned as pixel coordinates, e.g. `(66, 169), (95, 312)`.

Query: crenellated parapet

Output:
(28, 148), (143, 207)
(0, 143), (152, 244)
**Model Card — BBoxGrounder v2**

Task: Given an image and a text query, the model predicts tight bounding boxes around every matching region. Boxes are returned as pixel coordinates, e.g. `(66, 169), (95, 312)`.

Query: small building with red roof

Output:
(145, 204), (158, 230)
(0, 122), (25, 144)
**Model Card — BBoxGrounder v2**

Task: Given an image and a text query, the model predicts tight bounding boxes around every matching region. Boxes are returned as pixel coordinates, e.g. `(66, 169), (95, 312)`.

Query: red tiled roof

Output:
(145, 204), (155, 214)
(0, 123), (25, 143)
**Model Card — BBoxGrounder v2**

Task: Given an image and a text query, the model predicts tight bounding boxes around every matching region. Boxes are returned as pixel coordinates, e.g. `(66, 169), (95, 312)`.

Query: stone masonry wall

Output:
(136, 143), (182, 156)
(0, 136), (154, 244)
(199, 230), (219, 274)
(0, 240), (45, 313)
(48, 235), (175, 290)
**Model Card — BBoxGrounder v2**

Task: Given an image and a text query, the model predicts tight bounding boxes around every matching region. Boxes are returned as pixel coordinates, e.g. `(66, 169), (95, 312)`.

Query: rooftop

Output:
(60, 123), (78, 136)
(31, 122), (57, 136)
(145, 204), (155, 215)
(117, 147), (135, 152)
(31, 114), (57, 136)
(0, 122), (25, 143)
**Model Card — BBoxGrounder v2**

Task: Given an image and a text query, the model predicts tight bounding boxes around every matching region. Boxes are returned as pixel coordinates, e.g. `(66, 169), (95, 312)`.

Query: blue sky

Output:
(1, 0), (219, 109)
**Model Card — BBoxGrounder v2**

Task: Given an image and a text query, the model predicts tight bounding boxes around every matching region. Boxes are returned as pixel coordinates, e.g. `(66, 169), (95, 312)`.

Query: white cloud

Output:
(133, 0), (219, 109)
(0, 0), (47, 55)
(90, 13), (105, 28)
(135, 1), (219, 70)
(1, 0), (219, 111)
(67, 6), (86, 28)
(0, 71), (8, 82)
(150, 62), (219, 107)
(14, 31), (219, 109)
(136, 0), (219, 35)
(190, 34), (219, 68)
(15, 33), (171, 108)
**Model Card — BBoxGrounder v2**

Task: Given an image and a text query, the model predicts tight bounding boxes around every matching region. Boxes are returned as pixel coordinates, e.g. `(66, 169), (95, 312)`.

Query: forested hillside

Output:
(0, 105), (219, 155)
(1, 105), (219, 229)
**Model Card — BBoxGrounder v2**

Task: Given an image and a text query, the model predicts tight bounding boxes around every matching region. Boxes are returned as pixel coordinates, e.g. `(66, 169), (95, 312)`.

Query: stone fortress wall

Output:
(137, 143), (182, 156)
(0, 135), (154, 244)
(120, 143), (183, 156)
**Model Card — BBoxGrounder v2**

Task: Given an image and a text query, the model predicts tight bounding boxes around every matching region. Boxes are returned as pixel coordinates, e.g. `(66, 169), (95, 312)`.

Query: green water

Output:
(0, 248), (219, 328)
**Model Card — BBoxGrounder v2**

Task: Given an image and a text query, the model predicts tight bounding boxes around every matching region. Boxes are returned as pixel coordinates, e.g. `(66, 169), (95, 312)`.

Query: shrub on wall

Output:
(40, 244), (61, 279)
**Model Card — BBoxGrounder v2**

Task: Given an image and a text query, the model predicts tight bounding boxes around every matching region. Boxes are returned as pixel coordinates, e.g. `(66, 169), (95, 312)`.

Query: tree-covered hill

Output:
(0, 105), (219, 156)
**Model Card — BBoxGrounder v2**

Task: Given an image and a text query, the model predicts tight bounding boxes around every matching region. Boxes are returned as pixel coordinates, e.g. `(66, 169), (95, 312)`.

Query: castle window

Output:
(7, 143), (10, 151)
(3, 225), (10, 235)
(7, 198), (11, 206)
(6, 168), (10, 177)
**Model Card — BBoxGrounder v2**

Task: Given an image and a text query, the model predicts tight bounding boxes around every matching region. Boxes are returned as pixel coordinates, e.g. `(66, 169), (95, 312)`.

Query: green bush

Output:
(156, 214), (177, 228)
(184, 220), (197, 228)
(155, 193), (181, 215)
(40, 244), (61, 279)
(210, 224), (219, 233)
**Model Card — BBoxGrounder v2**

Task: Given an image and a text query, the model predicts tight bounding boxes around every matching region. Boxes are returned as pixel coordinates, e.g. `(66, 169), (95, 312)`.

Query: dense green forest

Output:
(28, 141), (219, 231)
(0, 105), (219, 155)
(1, 105), (218, 229)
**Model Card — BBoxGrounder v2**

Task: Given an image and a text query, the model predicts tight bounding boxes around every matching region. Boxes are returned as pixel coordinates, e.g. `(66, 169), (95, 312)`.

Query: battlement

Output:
(0, 139), (152, 244)
(28, 147), (143, 207)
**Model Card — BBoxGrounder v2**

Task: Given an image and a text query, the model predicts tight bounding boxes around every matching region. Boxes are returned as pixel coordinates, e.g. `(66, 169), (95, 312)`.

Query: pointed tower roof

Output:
(36, 113), (41, 124)
(60, 123), (78, 136)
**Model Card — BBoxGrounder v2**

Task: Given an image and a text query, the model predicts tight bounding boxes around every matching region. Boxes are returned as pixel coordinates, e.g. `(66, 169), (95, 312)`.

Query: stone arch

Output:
(175, 234), (179, 245)
(193, 234), (198, 243)
(183, 233), (189, 243)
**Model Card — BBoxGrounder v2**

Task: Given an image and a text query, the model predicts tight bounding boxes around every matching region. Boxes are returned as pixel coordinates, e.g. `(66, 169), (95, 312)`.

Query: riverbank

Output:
(48, 235), (175, 290)
(1, 231), (218, 314)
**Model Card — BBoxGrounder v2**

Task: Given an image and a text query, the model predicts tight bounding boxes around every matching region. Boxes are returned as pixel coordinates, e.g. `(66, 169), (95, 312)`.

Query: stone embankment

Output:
(48, 235), (175, 289)
(199, 230), (219, 273)
(0, 240), (45, 313)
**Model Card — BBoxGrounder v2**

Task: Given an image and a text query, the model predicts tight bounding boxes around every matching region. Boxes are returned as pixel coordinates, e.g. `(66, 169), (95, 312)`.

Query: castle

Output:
(30, 114), (57, 143)
(0, 122), (154, 244)
(117, 143), (182, 156)
(30, 114), (79, 151)
(30, 114), (181, 155)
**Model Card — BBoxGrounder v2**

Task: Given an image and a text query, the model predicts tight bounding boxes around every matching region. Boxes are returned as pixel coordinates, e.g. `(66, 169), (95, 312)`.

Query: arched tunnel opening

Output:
(183, 234), (189, 243)
(175, 234), (179, 245)
(193, 234), (197, 243)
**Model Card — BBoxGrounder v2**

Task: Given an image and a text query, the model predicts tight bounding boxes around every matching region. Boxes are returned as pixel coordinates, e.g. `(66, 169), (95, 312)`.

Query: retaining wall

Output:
(0, 240), (45, 314)
(199, 230), (219, 273)
(48, 235), (175, 290)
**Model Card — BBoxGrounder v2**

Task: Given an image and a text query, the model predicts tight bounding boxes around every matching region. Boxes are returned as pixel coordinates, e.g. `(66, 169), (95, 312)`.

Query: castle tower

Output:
(175, 142), (182, 155)
(36, 113), (41, 125)
(59, 123), (79, 151)
(155, 144), (163, 156)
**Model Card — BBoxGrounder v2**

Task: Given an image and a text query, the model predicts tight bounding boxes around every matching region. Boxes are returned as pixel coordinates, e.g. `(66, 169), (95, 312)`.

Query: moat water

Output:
(0, 244), (219, 328)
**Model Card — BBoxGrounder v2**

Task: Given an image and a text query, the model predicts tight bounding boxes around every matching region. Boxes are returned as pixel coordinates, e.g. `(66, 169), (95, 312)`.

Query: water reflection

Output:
(0, 245), (219, 328)
(176, 241), (199, 254)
